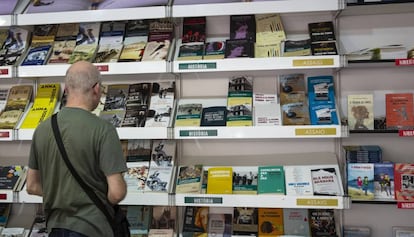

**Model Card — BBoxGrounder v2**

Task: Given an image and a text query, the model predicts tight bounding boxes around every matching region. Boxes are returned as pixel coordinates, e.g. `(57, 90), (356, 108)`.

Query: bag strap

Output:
(51, 113), (115, 228)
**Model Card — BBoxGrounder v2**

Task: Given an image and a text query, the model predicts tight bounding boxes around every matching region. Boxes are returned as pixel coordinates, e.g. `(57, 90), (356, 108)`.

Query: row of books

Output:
(176, 164), (344, 197)
(177, 15), (337, 60)
(0, 19), (173, 67)
(347, 92), (414, 131)
(182, 206), (338, 237)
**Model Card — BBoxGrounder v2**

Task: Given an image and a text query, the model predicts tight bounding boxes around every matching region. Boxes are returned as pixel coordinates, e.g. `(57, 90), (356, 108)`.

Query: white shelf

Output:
(18, 188), (42, 203)
(0, 15), (13, 27)
(0, 189), (15, 203)
(342, 2), (414, 16)
(117, 127), (170, 140)
(173, 56), (342, 73)
(120, 192), (170, 206)
(0, 129), (15, 141)
(17, 61), (169, 78)
(175, 125), (344, 139)
(172, 0), (343, 17)
(0, 66), (14, 79)
(175, 193), (350, 209)
(16, 6), (167, 25)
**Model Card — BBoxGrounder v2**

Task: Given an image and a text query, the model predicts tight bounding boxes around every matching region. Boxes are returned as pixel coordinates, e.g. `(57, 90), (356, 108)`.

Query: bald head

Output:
(64, 61), (102, 111)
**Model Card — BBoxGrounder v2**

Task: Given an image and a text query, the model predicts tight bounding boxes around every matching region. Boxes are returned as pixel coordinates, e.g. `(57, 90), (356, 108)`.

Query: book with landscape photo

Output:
(68, 43), (98, 63)
(0, 85), (33, 129)
(178, 42), (204, 61)
(118, 41), (147, 62)
(175, 102), (202, 127)
(348, 94), (374, 130)
(347, 163), (375, 201)
(282, 38), (311, 57)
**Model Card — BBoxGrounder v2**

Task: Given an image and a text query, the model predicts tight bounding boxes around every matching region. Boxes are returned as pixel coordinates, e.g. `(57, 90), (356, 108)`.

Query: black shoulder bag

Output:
(51, 113), (130, 237)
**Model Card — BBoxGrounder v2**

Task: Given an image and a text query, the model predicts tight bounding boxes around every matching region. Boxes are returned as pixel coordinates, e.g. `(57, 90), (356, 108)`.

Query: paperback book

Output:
(206, 166), (233, 195)
(230, 14), (256, 41)
(283, 208), (310, 236)
(182, 17), (207, 43)
(232, 166), (258, 194)
(175, 102), (203, 127)
(225, 39), (253, 58)
(145, 81), (175, 127)
(233, 207), (258, 236)
(20, 44), (52, 66)
(127, 205), (152, 235)
(374, 162), (394, 201)
(176, 164), (203, 194)
(385, 93), (414, 130)
(309, 209), (337, 237)
(347, 163), (375, 200)
(347, 94), (374, 130)
(257, 165), (285, 195)
(284, 165), (313, 196)
(257, 208), (284, 236)
(394, 163), (414, 202)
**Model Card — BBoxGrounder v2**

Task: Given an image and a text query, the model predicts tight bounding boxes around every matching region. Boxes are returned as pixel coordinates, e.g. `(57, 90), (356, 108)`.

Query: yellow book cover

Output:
(258, 208), (284, 236)
(255, 14), (286, 45)
(118, 42), (146, 62)
(226, 94), (253, 127)
(206, 167), (233, 195)
(32, 83), (60, 108)
(20, 106), (50, 129)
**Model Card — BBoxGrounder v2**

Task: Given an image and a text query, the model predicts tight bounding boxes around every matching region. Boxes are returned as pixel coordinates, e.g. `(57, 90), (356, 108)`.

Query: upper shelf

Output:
(0, 15), (13, 27)
(342, 1), (414, 16)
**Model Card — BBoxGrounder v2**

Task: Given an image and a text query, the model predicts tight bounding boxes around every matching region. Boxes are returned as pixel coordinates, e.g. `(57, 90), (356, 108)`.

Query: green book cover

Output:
(257, 165), (285, 195)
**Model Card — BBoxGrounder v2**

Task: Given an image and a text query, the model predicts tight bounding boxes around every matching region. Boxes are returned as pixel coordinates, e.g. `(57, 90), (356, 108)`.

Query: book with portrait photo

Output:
(347, 94), (374, 131)
(225, 39), (253, 58)
(230, 15), (255, 41)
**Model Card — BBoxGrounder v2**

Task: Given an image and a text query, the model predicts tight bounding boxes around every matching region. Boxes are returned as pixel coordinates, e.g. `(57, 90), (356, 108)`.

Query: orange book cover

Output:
(385, 93), (414, 129)
(258, 208), (284, 236)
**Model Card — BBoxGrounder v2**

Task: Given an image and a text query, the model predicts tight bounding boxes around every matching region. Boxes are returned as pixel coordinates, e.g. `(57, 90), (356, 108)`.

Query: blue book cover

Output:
(373, 162), (394, 201)
(347, 163), (375, 200)
(21, 44), (52, 66)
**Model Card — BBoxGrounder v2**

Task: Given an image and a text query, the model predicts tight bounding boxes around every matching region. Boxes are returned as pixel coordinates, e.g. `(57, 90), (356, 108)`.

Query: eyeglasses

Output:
(92, 81), (105, 91)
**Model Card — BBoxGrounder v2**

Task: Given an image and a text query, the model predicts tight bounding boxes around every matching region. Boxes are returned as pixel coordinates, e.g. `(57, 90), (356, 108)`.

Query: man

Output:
(27, 61), (127, 237)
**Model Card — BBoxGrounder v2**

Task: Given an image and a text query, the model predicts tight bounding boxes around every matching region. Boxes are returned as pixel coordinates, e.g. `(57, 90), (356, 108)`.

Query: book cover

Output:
(125, 161), (150, 192)
(151, 206), (176, 230)
(0, 110), (24, 129)
(347, 94), (374, 130)
(257, 208), (284, 236)
(282, 39), (311, 57)
(230, 15), (255, 41)
(98, 110), (126, 127)
(121, 104), (149, 127)
(254, 43), (280, 58)
(253, 93), (280, 126)
(20, 44), (52, 66)
(311, 167), (343, 196)
(311, 41), (338, 56)
(47, 39), (77, 64)
(118, 41), (147, 62)
(176, 164), (203, 194)
(347, 163), (375, 200)
(175, 103), (203, 127)
(225, 39), (253, 58)
(257, 165), (285, 195)
(93, 44), (123, 63)
(309, 209), (337, 237)
(279, 73), (306, 104)
(55, 23), (79, 41)
(283, 208), (310, 236)
(374, 162), (394, 200)
(178, 42), (204, 61)
(68, 43), (98, 63)
(141, 40), (170, 61)
(308, 21), (336, 42)
(125, 139), (152, 162)
(200, 106), (227, 127)
(4, 85), (33, 111)
(125, 20), (150, 38)
(30, 24), (58, 47)
(232, 166), (258, 194)
(0, 165), (23, 190)
(145, 167), (173, 192)
(99, 21), (126, 46)
(255, 13), (285, 45)
(103, 84), (129, 111)
(307, 75), (335, 103)
(150, 140), (175, 168)
(207, 211), (232, 237)
(385, 93), (414, 130)
(0, 88), (9, 114)
(204, 41), (225, 60)
(281, 101), (311, 126)
(226, 93), (253, 127)
(309, 102), (339, 125)
(206, 167), (233, 195)
(127, 205), (152, 235)
(20, 106), (51, 129)
(394, 163), (414, 202)
(145, 81), (175, 128)
(1, 27), (31, 66)
(182, 17), (207, 43)
(182, 206), (209, 235)
(76, 22), (101, 46)
(284, 165), (313, 196)
(233, 207), (258, 236)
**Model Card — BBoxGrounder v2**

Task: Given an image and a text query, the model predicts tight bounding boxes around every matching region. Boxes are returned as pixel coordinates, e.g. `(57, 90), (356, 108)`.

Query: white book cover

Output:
(310, 165), (343, 196)
(284, 165), (313, 196)
(253, 93), (280, 126)
(145, 81), (175, 128)
(124, 161), (150, 193)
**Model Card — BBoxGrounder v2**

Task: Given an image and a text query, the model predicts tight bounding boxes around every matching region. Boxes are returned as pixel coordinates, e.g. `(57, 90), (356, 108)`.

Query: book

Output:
(254, 43), (281, 58)
(0, 110), (25, 129)
(145, 167), (173, 192)
(308, 21), (336, 42)
(204, 41), (226, 60)
(283, 208), (310, 236)
(385, 93), (414, 130)
(182, 17), (207, 43)
(145, 81), (175, 128)
(230, 15), (256, 41)
(253, 93), (280, 126)
(68, 43), (98, 63)
(178, 42), (205, 61)
(309, 209), (337, 237)
(0, 27), (31, 66)
(127, 205), (152, 235)
(374, 162), (395, 200)
(311, 41), (338, 56)
(94, 44), (123, 63)
(0, 165), (23, 190)
(257, 208), (284, 236)
(125, 20), (150, 39)
(175, 102), (203, 127)
(125, 161), (150, 192)
(206, 167), (233, 195)
(103, 84), (129, 111)
(225, 39), (253, 58)
(281, 39), (312, 57)
(232, 207), (258, 236)
(255, 13), (285, 45)
(98, 109), (126, 127)
(394, 163), (414, 202)
(347, 94), (374, 130)
(343, 226), (371, 237)
(47, 39), (77, 64)
(227, 76), (253, 126)
(99, 21), (126, 46)
(118, 41), (147, 62)
(146, 140), (176, 192)
(257, 165), (285, 195)
(0, 88), (9, 114)
(125, 139), (152, 162)
(150, 206), (176, 229)
(0, 29), (9, 49)
(232, 166), (258, 194)
(279, 73), (306, 104)
(347, 163), (375, 200)
(200, 106), (227, 127)
(141, 40), (170, 61)
(207, 207), (233, 237)
(176, 164), (203, 194)
(346, 44), (408, 61)
(121, 104), (149, 127)
(281, 101), (311, 126)
(20, 44), (53, 66)
(0, 85), (33, 129)
(343, 145), (383, 164)
(76, 22), (101, 46)
(182, 206), (209, 235)
(284, 165), (313, 196)
(311, 166), (343, 196)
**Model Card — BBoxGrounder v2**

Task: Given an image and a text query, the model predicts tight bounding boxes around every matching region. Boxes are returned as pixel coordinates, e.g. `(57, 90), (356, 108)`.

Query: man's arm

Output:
(26, 168), (43, 196)
(106, 172), (127, 205)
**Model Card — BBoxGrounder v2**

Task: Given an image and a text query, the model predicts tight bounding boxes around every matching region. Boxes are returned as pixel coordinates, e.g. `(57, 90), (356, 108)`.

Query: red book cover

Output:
(385, 93), (414, 130)
(394, 163), (414, 202)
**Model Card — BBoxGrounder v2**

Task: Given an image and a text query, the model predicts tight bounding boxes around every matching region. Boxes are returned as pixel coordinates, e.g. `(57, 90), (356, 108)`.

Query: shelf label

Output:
(397, 202), (414, 209)
(0, 68), (9, 75)
(96, 65), (109, 72)
(179, 63), (217, 70)
(180, 130), (218, 137)
(297, 198), (338, 207)
(293, 58), (334, 67)
(185, 197), (223, 204)
(295, 128), (336, 136)
(395, 58), (414, 66)
(0, 194), (7, 200)
(399, 130), (414, 137)
(0, 131), (10, 138)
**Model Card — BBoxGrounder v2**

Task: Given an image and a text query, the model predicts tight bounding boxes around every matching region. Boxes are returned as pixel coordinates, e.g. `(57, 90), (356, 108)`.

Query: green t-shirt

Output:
(29, 107), (127, 237)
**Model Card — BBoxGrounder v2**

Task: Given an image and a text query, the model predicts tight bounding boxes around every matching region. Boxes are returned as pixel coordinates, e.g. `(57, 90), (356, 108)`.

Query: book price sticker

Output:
(395, 58), (414, 66)
(0, 68), (9, 75)
(0, 131), (11, 139)
(96, 64), (109, 72)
